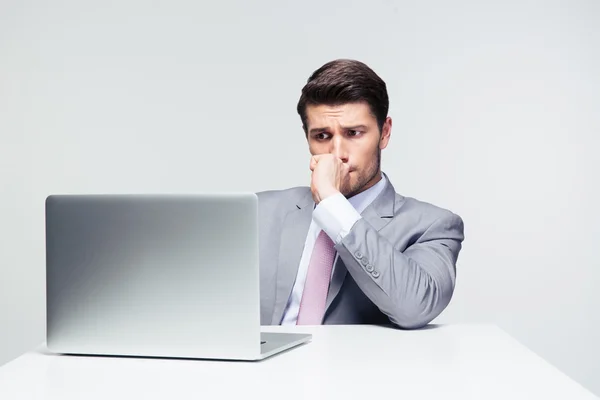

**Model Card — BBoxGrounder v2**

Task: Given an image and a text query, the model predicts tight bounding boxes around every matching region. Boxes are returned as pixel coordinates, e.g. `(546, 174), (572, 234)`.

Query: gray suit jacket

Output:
(257, 174), (464, 329)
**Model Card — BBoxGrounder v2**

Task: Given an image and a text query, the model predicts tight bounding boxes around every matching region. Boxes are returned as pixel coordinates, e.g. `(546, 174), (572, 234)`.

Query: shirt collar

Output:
(347, 171), (387, 214)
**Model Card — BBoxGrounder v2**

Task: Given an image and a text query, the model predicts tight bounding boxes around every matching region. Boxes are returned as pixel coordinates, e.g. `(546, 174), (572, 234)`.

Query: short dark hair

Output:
(297, 59), (389, 135)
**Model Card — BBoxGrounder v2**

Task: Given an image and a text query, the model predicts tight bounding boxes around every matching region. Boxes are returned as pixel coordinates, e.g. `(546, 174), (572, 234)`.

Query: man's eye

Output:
(315, 133), (329, 140)
(348, 130), (361, 137)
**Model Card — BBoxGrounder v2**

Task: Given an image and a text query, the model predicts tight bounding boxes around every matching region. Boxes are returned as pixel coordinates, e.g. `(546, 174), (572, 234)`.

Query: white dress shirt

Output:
(280, 172), (388, 325)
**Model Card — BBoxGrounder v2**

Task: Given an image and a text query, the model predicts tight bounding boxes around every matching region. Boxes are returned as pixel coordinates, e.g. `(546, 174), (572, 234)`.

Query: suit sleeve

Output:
(314, 195), (465, 329)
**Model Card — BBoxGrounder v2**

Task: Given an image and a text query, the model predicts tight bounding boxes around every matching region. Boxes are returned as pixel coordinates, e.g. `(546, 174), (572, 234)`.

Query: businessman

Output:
(257, 59), (464, 329)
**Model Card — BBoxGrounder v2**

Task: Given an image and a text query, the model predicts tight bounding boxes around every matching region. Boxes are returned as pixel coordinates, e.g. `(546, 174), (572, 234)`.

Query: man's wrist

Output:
(313, 193), (362, 244)
(317, 186), (340, 202)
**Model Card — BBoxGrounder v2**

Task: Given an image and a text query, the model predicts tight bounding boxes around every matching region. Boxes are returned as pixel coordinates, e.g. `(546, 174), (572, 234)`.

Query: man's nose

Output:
(331, 137), (349, 163)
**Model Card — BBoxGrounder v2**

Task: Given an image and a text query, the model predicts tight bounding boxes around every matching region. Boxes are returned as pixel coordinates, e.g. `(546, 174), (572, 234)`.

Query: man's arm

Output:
(314, 194), (464, 329)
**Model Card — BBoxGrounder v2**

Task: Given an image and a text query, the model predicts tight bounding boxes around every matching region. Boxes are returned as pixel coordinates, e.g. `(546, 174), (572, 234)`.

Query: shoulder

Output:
(392, 194), (464, 234)
(256, 186), (309, 201)
(256, 186), (310, 208)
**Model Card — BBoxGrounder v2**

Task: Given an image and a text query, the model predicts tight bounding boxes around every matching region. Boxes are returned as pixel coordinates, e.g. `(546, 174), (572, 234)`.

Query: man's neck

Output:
(346, 170), (382, 199)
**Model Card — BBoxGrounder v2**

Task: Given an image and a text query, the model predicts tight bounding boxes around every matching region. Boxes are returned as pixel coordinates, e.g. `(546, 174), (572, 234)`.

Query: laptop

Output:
(45, 193), (311, 361)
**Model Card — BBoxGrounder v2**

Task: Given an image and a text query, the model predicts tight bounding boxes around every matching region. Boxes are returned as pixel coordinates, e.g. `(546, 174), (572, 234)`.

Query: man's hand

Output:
(310, 154), (350, 204)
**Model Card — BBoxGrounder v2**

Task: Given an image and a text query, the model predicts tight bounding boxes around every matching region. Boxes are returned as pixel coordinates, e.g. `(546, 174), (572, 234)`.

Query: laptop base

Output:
(258, 332), (312, 360)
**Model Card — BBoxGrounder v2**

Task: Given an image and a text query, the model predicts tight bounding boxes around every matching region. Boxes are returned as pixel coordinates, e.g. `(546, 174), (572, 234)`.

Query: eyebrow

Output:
(308, 125), (369, 135)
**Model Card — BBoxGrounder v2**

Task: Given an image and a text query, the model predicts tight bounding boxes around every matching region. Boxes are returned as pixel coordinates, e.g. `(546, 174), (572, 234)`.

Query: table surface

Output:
(0, 324), (596, 400)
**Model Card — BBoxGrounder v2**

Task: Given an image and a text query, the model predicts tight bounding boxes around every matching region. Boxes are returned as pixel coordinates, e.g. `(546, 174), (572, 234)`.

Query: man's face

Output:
(305, 102), (392, 198)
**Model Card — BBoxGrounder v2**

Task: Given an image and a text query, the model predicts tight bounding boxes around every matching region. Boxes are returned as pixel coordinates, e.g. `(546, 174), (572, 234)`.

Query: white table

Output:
(0, 324), (596, 399)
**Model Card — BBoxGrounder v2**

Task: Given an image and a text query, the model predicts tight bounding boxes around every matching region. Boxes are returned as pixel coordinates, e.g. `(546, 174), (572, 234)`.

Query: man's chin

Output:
(341, 185), (361, 199)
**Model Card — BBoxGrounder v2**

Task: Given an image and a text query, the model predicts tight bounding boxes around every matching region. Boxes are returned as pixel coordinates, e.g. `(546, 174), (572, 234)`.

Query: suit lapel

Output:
(270, 189), (314, 325)
(325, 254), (345, 312)
(324, 172), (399, 316)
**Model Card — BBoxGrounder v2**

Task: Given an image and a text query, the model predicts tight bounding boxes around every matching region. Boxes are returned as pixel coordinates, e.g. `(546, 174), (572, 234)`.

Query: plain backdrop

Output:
(1, 0), (599, 395)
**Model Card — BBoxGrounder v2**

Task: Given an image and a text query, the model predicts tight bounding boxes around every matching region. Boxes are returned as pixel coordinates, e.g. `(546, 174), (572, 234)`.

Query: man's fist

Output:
(309, 154), (351, 204)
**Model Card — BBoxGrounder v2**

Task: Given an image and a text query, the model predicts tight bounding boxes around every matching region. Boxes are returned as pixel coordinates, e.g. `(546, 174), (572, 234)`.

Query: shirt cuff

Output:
(313, 192), (362, 244)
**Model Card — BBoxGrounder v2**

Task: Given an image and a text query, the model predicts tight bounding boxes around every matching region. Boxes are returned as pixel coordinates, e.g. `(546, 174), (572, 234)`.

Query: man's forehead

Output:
(307, 102), (370, 113)
(306, 103), (375, 126)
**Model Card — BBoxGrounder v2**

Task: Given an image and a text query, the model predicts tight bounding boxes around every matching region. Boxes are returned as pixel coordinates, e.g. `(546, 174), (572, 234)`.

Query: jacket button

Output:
(361, 258), (369, 266)
(366, 264), (374, 272)
(355, 251), (363, 259)
(372, 270), (380, 278)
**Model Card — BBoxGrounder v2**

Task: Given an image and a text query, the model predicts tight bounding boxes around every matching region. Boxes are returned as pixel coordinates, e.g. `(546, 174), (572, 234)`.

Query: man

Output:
(257, 59), (464, 329)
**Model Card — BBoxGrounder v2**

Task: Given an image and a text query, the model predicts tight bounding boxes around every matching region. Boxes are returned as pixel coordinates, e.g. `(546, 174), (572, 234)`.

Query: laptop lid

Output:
(45, 193), (262, 360)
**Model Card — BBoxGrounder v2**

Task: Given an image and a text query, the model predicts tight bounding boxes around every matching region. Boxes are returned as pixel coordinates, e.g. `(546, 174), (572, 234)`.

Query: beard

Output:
(340, 146), (381, 199)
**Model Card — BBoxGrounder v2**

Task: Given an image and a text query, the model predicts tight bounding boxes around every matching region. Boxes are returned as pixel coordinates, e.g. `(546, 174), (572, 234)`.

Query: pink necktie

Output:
(296, 230), (336, 325)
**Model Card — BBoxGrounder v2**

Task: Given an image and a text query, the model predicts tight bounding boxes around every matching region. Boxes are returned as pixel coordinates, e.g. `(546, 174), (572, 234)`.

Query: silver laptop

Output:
(45, 193), (311, 361)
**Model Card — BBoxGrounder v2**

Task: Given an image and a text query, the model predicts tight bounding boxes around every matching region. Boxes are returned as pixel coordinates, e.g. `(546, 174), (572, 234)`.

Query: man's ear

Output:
(380, 117), (392, 150)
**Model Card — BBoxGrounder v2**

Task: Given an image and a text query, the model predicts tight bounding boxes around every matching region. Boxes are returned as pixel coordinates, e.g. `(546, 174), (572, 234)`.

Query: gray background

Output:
(1, 0), (599, 395)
